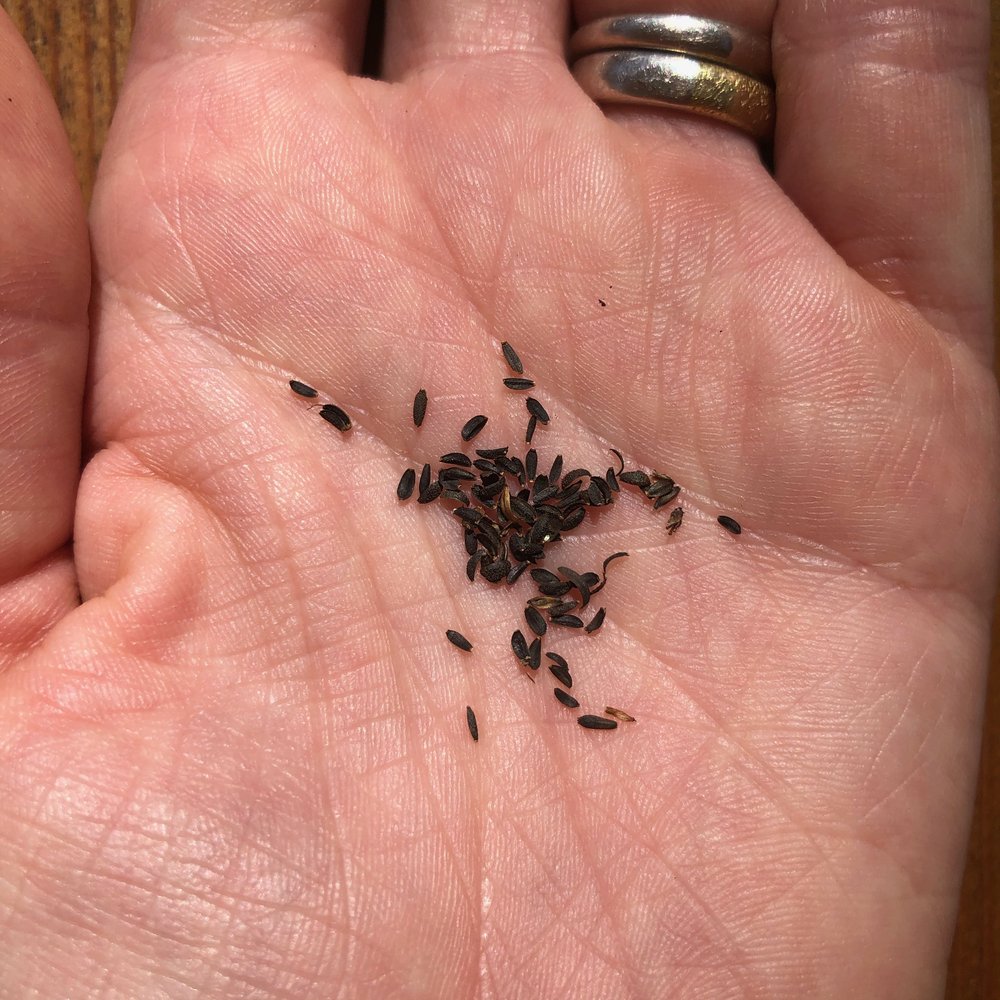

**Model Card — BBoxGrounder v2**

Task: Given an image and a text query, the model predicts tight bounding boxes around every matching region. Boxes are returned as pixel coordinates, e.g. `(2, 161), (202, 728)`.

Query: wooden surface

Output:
(1, 1), (997, 996)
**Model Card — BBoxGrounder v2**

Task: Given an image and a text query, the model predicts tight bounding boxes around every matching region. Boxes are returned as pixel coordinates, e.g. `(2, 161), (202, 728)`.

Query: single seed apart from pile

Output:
(511, 630), (529, 661)
(553, 688), (580, 709)
(501, 341), (524, 374)
(319, 404), (351, 431)
(525, 606), (547, 637)
(446, 629), (473, 651)
(584, 607), (606, 633)
(397, 468), (416, 500)
(552, 614), (585, 629)
(503, 378), (535, 390)
(289, 379), (318, 398)
(620, 470), (651, 489)
(466, 706), (479, 741)
(666, 507), (684, 535)
(578, 715), (618, 730)
(525, 415), (537, 443)
(461, 415), (488, 441)
(527, 638), (542, 670)
(605, 707), (636, 723)
(549, 661), (573, 688)
(413, 388), (428, 427)
(526, 397), (550, 424)
(718, 515), (742, 534)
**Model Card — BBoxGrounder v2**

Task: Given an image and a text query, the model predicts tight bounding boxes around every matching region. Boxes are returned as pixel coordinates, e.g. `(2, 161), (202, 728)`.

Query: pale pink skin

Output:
(0, 1), (996, 997)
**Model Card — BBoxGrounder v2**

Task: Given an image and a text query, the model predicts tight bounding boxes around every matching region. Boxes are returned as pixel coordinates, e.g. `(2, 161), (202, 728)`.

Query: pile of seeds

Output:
(289, 340), (743, 740)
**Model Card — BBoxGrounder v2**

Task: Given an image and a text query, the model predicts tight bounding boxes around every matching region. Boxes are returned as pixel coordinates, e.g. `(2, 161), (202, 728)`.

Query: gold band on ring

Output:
(572, 50), (775, 140)
(570, 14), (771, 82)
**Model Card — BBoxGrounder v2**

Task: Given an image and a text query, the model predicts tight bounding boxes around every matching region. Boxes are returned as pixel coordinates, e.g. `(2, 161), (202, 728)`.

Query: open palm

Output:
(1, 1), (996, 997)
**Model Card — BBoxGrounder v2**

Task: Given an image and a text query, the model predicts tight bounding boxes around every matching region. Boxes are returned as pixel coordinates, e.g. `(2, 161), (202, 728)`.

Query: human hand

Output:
(1, 1), (996, 997)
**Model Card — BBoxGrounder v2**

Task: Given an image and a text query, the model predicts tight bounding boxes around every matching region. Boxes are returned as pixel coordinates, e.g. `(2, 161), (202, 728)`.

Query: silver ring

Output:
(572, 49), (775, 140)
(570, 13), (771, 82)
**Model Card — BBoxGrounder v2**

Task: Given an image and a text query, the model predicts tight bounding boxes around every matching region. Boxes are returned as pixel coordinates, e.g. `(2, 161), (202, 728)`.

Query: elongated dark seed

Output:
(653, 486), (680, 508)
(503, 377), (535, 390)
(446, 629), (473, 651)
(440, 467), (476, 482)
(419, 463), (432, 495)
(509, 496), (536, 522)
(549, 455), (564, 482)
(610, 448), (625, 474)
(525, 606), (547, 637)
(526, 397), (550, 423)
(476, 447), (508, 459)
(461, 415), (488, 441)
(289, 379), (318, 397)
(440, 452), (473, 467)
(511, 629), (529, 660)
(560, 507), (586, 531)
(584, 607), (606, 633)
(578, 715), (617, 730)
(531, 568), (560, 586)
(397, 468), (416, 499)
(546, 651), (568, 667)
(464, 529), (478, 555)
(527, 638), (541, 670)
(454, 507), (481, 523)
(466, 706), (479, 741)
(481, 559), (509, 583)
(501, 341), (524, 374)
(557, 566), (591, 607)
(551, 614), (584, 628)
(666, 507), (684, 535)
(620, 470), (651, 488)
(506, 560), (528, 584)
(539, 580), (574, 597)
(547, 600), (579, 617)
(418, 482), (441, 505)
(645, 475), (676, 499)
(549, 662), (573, 688)
(581, 572), (601, 588)
(442, 488), (470, 503)
(605, 707), (636, 723)
(525, 448), (537, 481)
(606, 468), (620, 492)
(561, 468), (589, 489)
(553, 688), (580, 709)
(413, 388), (428, 426)
(466, 552), (482, 582)
(718, 515), (742, 534)
(525, 415), (537, 444)
(319, 404), (351, 431)
(529, 595), (563, 610)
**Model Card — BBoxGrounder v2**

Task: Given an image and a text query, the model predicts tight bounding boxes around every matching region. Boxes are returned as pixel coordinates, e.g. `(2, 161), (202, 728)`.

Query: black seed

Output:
(473, 459), (500, 476)
(511, 629), (529, 661)
(440, 467), (476, 482)
(718, 515), (742, 535)
(289, 379), (318, 398)
(527, 638), (542, 670)
(509, 496), (536, 522)
(653, 486), (680, 508)
(419, 463), (432, 495)
(526, 397), (550, 424)
(549, 455), (564, 483)
(525, 415), (537, 444)
(578, 715), (618, 730)
(560, 507), (586, 531)
(417, 482), (441, 505)
(466, 706), (479, 741)
(528, 595), (563, 610)
(581, 572), (601, 588)
(503, 377), (535, 390)
(548, 661), (573, 688)
(584, 607), (606, 633)
(481, 559), (510, 583)
(610, 448), (625, 474)
(440, 452), (473, 467)
(605, 707), (636, 723)
(531, 568), (561, 586)
(319, 403), (351, 431)
(525, 605), (547, 637)
(525, 448), (538, 481)
(397, 468), (416, 500)
(532, 485), (559, 503)
(557, 566), (591, 607)
(538, 580), (574, 597)
(586, 480), (605, 505)
(547, 601), (578, 618)
(666, 507), (684, 535)
(476, 447), (508, 459)
(506, 560), (528, 584)
(461, 415), (488, 441)
(645, 475), (676, 499)
(501, 341), (524, 375)
(466, 551), (483, 582)
(553, 688), (580, 709)
(551, 614), (584, 628)
(561, 468), (589, 490)
(454, 507), (481, 524)
(446, 629), (473, 652)
(606, 468), (620, 492)
(442, 488), (470, 503)
(413, 388), (428, 427)
(464, 529), (478, 555)
(546, 651), (568, 667)
(620, 470), (651, 489)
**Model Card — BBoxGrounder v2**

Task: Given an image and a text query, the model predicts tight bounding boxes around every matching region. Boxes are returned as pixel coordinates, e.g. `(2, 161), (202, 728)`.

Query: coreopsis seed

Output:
(319, 404), (351, 431)
(620, 470), (651, 489)
(553, 688), (580, 709)
(466, 706), (479, 741)
(289, 379), (318, 397)
(578, 715), (617, 730)
(501, 341), (524, 374)
(590, 551), (629, 593)
(461, 415), (488, 441)
(417, 482), (442, 504)
(610, 448), (624, 474)
(557, 566), (591, 607)
(525, 415), (537, 443)
(511, 630), (529, 661)
(476, 447), (508, 459)
(506, 561), (528, 584)
(413, 388), (428, 426)
(584, 607), (606, 633)
(440, 452), (473, 467)
(653, 487), (680, 509)
(718, 515), (742, 534)
(606, 468), (619, 492)
(525, 448), (537, 481)
(604, 707), (636, 723)
(446, 629), (473, 651)
(549, 455), (564, 482)
(527, 638), (542, 670)
(525, 605), (547, 637)
(503, 378), (535, 390)
(531, 568), (560, 586)
(526, 397), (550, 424)
(551, 614), (584, 628)
(419, 463), (432, 494)
(548, 661), (573, 688)
(666, 507), (684, 535)
(397, 468), (416, 500)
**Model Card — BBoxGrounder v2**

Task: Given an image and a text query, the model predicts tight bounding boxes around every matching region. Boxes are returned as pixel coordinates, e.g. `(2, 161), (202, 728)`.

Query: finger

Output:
(0, 12), (88, 609)
(772, 0), (992, 356)
(129, 0), (372, 74)
(381, 0), (569, 81)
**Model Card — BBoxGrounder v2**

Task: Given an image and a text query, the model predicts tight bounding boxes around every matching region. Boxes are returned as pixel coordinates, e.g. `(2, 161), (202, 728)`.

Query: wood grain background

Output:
(1, 1), (996, 995)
